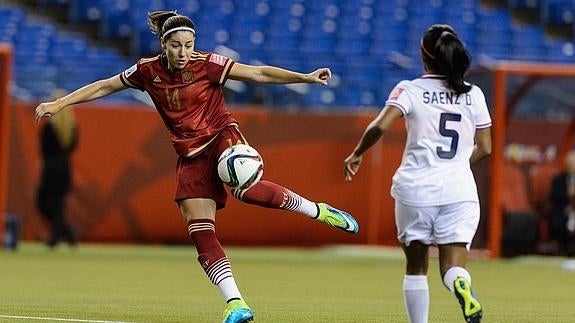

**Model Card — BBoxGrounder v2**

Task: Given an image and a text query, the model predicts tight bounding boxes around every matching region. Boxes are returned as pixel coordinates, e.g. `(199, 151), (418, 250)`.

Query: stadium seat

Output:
(334, 82), (380, 108)
(264, 35), (299, 52)
(68, 0), (102, 23)
(5, 0), (575, 108)
(475, 13), (512, 60)
(0, 5), (26, 26)
(51, 34), (89, 58)
(509, 0), (541, 11)
(545, 39), (575, 62)
(541, 0), (574, 26)
(301, 85), (337, 109)
(509, 23), (546, 60)
(99, 0), (131, 40)
(36, 0), (70, 8)
(508, 0), (542, 22)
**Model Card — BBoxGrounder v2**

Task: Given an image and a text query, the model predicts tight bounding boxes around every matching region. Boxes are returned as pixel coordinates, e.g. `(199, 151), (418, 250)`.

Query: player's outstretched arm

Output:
(228, 63), (331, 85)
(35, 75), (127, 121)
(344, 106), (403, 181)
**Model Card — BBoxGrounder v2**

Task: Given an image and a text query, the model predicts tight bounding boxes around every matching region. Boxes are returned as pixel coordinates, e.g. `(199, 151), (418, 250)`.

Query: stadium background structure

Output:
(2, 49), (575, 258)
(0, 0), (574, 117)
(1, 0), (575, 257)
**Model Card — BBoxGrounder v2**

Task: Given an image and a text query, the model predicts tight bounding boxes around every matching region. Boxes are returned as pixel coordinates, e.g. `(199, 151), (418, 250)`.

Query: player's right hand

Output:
(343, 153), (362, 181)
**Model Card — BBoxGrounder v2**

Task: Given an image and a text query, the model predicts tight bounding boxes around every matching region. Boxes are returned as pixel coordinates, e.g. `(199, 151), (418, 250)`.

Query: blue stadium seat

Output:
(510, 23), (546, 60)
(164, 0), (203, 16)
(227, 12), (268, 52)
(370, 14), (408, 57)
(7, 0), (575, 108)
(0, 5), (26, 25)
(339, 0), (375, 13)
(477, 6), (512, 32)
(541, 0), (574, 26)
(334, 82), (380, 108)
(545, 39), (575, 62)
(194, 15), (232, 51)
(51, 34), (89, 56)
(444, 7), (477, 52)
(407, 0), (445, 27)
(509, 0), (541, 11)
(335, 37), (371, 56)
(445, 0), (477, 10)
(300, 18), (338, 54)
(337, 17), (371, 56)
(99, 0), (131, 40)
(68, 0), (102, 23)
(373, 0), (409, 14)
(264, 35), (299, 52)
(305, 0), (342, 12)
(475, 7), (512, 59)
(131, 29), (161, 56)
(36, 0), (70, 8)
(301, 85), (337, 109)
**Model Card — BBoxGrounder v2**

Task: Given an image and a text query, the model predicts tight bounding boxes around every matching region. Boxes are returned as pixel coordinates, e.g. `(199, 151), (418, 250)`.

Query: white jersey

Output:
(385, 74), (492, 207)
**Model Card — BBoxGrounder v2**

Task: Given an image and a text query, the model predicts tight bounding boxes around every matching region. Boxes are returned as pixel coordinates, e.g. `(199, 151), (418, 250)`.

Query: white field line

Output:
(0, 314), (133, 323)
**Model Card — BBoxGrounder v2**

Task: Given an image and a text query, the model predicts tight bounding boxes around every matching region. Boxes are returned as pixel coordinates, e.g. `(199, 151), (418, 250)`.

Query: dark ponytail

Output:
(421, 24), (472, 94)
(147, 10), (196, 40)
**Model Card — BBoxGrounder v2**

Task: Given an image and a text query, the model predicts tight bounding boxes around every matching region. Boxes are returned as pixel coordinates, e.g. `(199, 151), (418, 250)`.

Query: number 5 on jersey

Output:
(437, 113), (461, 159)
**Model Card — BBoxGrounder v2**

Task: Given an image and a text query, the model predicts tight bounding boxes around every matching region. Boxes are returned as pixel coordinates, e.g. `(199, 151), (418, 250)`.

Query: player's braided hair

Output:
(147, 10), (196, 40)
(421, 24), (472, 94)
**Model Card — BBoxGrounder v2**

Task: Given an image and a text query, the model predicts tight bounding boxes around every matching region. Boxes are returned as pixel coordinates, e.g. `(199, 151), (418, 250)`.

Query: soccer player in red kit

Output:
(35, 10), (358, 323)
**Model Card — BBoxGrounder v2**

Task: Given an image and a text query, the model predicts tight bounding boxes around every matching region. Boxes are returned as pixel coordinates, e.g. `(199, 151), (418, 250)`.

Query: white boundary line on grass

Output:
(0, 314), (133, 323)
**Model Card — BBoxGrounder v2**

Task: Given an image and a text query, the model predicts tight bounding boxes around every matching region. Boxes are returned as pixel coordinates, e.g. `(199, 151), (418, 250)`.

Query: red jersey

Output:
(119, 52), (237, 156)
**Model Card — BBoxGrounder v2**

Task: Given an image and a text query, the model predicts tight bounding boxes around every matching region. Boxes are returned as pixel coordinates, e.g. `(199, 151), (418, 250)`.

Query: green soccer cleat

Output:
(316, 203), (359, 234)
(454, 277), (483, 323)
(223, 299), (253, 323)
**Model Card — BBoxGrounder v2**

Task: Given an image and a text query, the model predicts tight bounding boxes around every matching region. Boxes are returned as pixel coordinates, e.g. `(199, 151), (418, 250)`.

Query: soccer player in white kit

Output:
(344, 24), (492, 323)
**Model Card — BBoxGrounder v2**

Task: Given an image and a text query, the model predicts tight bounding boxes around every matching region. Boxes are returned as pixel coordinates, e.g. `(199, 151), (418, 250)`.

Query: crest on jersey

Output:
(389, 86), (404, 100)
(209, 53), (227, 66)
(182, 69), (194, 83)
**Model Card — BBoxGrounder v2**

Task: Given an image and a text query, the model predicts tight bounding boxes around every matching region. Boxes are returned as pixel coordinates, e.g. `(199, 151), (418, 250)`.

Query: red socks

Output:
(232, 180), (301, 211)
(188, 219), (231, 285)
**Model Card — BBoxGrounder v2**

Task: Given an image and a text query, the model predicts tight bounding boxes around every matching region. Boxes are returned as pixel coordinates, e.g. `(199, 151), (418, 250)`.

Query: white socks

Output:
(218, 276), (243, 302)
(443, 266), (471, 293)
(403, 275), (429, 323)
(402, 267), (473, 323)
(298, 199), (319, 218)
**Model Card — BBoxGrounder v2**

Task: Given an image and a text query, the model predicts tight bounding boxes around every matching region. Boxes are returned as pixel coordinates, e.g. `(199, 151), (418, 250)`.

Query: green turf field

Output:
(0, 243), (574, 322)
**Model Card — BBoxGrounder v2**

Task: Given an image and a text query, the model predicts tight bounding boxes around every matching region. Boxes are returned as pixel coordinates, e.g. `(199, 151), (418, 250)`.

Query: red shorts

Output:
(175, 125), (247, 209)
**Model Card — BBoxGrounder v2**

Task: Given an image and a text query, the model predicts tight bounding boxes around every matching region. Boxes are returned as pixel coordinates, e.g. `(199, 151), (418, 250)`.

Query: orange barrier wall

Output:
(8, 103), (406, 246)
(0, 45), (12, 235)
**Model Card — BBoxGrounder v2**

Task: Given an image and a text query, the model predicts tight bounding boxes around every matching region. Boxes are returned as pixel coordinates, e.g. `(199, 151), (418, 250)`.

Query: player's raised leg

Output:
(443, 266), (482, 323)
(316, 202), (359, 234)
(232, 180), (359, 234)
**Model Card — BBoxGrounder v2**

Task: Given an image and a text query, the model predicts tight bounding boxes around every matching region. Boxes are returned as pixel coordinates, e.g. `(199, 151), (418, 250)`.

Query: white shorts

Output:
(395, 200), (480, 249)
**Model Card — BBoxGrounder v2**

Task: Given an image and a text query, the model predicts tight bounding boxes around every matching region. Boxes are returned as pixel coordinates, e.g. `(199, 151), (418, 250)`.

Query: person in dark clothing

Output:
(549, 151), (575, 256)
(36, 99), (78, 248)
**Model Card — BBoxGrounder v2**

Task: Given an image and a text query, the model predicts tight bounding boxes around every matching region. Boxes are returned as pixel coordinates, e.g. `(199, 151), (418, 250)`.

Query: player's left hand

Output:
(343, 153), (362, 181)
(309, 68), (332, 85)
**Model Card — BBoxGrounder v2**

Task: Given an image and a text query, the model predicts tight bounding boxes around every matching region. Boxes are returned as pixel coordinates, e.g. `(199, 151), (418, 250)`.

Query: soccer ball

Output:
(217, 144), (264, 190)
